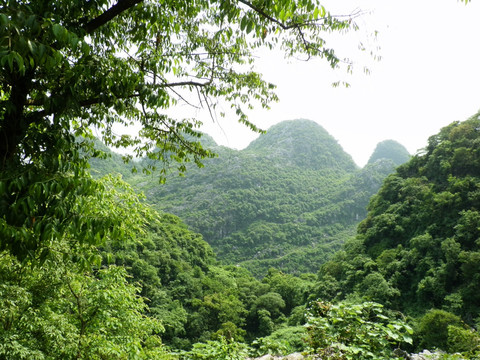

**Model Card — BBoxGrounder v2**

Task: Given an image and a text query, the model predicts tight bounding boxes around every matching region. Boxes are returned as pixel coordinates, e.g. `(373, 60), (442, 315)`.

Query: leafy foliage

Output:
(0, 247), (170, 359)
(251, 326), (307, 356)
(8, 1), (478, 356)
(0, 0), (371, 284)
(0, 0), (364, 178)
(415, 309), (465, 351)
(180, 336), (250, 360)
(0, 174), (174, 359)
(100, 208), (317, 347)
(305, 301), (413, 360)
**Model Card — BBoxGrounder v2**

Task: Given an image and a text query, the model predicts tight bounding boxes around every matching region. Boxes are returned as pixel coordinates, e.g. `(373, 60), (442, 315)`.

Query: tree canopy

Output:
(1, 0), (362, 173)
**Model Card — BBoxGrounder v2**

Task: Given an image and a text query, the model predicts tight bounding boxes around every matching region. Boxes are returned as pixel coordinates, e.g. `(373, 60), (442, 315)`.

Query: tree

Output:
(0, 255), (171, 359)
(314, 115), (480, 335)
(263, 267), (312, 313)
(1, 0), (364, 259)
(1, 0), (363, 170)
(0, 176), (175, 359)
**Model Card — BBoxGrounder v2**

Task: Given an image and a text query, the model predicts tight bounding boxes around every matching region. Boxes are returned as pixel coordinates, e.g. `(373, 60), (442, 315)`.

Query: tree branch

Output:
(238, 0), (297, 30)
(84, 0), (144, 34)
(22, 78), (213, 109)
(156, 80), (213, 88)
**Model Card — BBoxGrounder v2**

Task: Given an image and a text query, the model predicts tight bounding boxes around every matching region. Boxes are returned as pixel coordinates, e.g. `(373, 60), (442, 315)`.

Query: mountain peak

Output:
(245, 119), (357, 172)
(367, 140), (410, 167)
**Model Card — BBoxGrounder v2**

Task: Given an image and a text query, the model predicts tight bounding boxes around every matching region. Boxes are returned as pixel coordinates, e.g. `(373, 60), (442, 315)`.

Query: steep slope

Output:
(127, 120), (405, 276)
(317, 113), (480, 321)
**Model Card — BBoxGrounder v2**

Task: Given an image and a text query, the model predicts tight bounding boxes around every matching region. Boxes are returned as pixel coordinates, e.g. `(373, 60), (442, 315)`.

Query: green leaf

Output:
(240, 16), (248, 31)
(246, 19), (254, 34)
(13, 52), (24, 73)
(27, 39), (35, 54)
(70, 35), (79, 51)
(0, 13), (8, 27)
(52, 23), (67, 42)
(403, 335), (413, 344)
(7, 52), (14, 71)
(52, 23), (63, 39)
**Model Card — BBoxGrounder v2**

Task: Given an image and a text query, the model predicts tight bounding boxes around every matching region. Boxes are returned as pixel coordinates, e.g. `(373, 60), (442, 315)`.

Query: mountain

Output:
(118, 119), (409, 276)
(367, 139), (411, 166)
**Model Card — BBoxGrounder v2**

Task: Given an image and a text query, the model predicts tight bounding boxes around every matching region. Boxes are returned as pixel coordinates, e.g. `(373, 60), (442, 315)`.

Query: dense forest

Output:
(2, 0), (480, 359)
(315, 115), (480, 353)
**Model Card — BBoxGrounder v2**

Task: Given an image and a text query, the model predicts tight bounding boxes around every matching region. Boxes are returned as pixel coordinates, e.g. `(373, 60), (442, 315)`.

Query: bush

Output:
(447, 325), (480, 354)
(305, 301), (413, 360)
(416, 309), (464, 351)
(180, 336), (250, 360)
(251, 326), (307, 356)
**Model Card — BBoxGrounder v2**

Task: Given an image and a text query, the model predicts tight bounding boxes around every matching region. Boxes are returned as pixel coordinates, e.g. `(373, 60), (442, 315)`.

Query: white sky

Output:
(199, 0), (480, 167)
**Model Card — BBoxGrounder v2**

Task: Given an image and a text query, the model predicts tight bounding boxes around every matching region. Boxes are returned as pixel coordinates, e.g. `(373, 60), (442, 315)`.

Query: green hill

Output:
(245, 119), (358, 171)
(116, 119), (409, 276)
(367, 139), (411, 166)
(317, 113), (480, 323)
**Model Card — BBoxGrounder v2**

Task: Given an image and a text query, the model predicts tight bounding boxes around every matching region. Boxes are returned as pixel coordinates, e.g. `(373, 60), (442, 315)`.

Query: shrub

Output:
(305, 301), (413, 360)
(179, 336), (250, 360)
(416, 309), (464, 351)
(447, 325), (480, 354)
(251, 326), (307, 356)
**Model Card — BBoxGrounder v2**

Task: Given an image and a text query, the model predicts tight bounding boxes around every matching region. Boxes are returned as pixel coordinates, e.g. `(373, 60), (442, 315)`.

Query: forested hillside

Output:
(316, 114), (480, 353)
(7, 116), (479, 359)
(100, 211), (316, 349)
(107, 120), (410, 276)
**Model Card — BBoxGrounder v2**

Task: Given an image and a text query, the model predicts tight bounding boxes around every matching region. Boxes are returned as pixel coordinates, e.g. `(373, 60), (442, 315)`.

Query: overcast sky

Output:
(199, 0), (480, 167)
